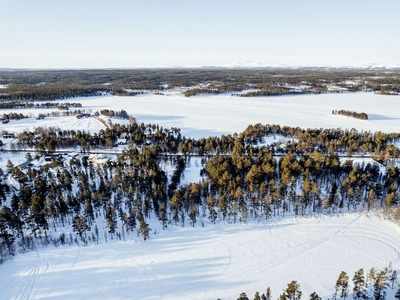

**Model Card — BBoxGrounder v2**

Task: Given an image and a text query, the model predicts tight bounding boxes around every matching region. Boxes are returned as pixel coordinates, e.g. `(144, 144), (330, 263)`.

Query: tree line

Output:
(1, 69), (400, 101)
(0, 101), (82, 110)
(228, 264), (399, 300)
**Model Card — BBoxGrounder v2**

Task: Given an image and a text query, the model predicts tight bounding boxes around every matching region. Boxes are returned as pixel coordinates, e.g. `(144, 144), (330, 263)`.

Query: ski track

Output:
(109, 240), (201, 300)
(1, 214), (399, 300)
(14, 249), (49, 300)
(41, 244), (80, 299)
(272, 215), (393, 266)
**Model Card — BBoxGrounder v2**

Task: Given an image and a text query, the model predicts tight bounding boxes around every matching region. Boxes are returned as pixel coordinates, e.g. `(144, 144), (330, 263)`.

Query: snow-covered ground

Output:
(1, 92), (400, 299)
(0, 213), (399, 300)
(0, 92), (400, 139)
(0, 114), (114, 135)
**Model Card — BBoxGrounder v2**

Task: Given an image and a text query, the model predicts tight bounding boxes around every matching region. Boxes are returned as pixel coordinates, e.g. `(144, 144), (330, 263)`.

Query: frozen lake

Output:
(0, 214), (399, 299)
(1, 92), (400, 139)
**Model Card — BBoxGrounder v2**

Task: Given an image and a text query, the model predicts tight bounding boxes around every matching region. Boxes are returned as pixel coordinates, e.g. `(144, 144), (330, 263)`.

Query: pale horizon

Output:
(1, 0), (400, 68)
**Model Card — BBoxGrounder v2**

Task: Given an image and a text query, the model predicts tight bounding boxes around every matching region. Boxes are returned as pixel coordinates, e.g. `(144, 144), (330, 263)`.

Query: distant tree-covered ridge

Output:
(0, 101), (82, 110)
(1, 69), (400, 101)
(332, 109), (368, 120)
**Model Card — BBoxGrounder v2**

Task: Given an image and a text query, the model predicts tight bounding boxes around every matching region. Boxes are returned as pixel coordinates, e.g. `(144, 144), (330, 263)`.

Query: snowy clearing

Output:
(0, 213), (399, 300)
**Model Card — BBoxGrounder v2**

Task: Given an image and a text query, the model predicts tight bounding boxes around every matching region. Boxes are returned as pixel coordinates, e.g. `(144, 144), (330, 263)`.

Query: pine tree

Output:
(254, 291), (261, 300)
(352, 268), (366, 299)
(309, 292), (321, 300)
(189, 205), (197, 227)
(159, 202), (167, 229)
(72, 215), (88, 239)
(367, 189), (375, 211)
(139, 220), (150, 241)
(279, 293), (287, 300)
(373, 270), (389, 300)
(261, 294), (267, 300)
(335, 271), (349, 299)
(6, 160), (14, 174)
(180, 211), (185, 227)
(237, 292), (249, 300)
(389, 270), (397, 289)
(83, 200), (94, 224)
(218, 195), (228, 220)
(94, 224), (99, 244)
(367, 267), (377, 287)
(395, 284), (400, 299)
(127, 207), (137, 231)
(265, 287), (272, 300)
(105, 206), (117, 235)
(285, 280), (302, 300)
(25, 152), (33, 162)
(0, 206), (15, 255)
(264, 195), (272, 219)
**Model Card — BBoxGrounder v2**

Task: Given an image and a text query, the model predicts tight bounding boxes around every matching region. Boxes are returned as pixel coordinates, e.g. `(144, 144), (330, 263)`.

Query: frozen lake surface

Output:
(1, 92), (400, 139)
(0, 214), (399, 300)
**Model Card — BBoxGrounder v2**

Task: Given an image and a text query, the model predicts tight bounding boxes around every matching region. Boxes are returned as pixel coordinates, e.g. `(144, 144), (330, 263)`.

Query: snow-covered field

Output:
(0, 214), (399, 300)
(1, 92), (400, 139)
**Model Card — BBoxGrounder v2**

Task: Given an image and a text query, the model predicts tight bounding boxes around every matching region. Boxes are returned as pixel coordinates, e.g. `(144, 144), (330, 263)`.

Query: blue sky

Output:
(1, 0), (399, 68)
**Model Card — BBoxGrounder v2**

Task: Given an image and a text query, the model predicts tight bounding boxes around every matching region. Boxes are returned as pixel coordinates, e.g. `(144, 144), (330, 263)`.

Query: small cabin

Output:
(17, 161), (33, 170)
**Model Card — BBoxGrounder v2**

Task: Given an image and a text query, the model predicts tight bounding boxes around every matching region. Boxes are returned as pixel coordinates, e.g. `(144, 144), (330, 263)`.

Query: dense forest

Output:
(1, 121), (400, 262)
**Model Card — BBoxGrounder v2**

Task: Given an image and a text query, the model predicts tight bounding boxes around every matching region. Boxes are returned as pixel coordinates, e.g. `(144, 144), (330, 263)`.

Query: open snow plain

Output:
(0, 214), (399, 299)
(1, 92), (400, 139)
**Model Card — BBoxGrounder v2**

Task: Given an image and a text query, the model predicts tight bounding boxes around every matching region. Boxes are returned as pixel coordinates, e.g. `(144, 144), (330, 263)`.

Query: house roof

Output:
(17, 161), (33, 169)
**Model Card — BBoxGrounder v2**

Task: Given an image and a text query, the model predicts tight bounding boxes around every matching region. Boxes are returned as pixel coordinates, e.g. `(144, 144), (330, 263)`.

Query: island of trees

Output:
(332, 109), (368, 120)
